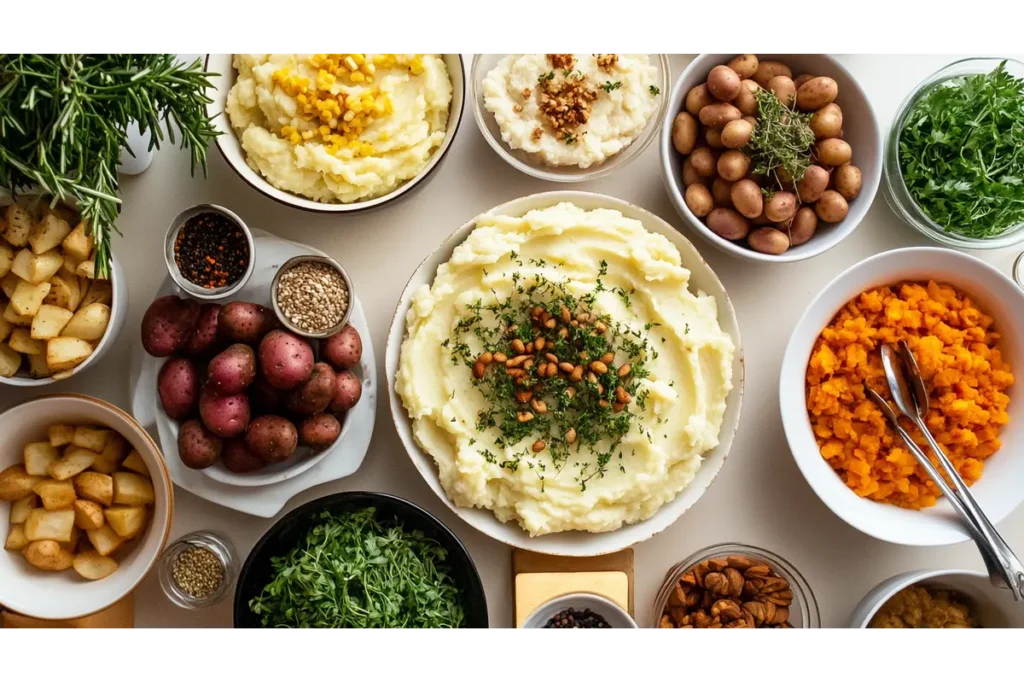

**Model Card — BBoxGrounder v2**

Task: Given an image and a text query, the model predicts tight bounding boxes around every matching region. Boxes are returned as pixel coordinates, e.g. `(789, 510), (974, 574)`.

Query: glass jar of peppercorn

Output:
(164, 204), (254, 299)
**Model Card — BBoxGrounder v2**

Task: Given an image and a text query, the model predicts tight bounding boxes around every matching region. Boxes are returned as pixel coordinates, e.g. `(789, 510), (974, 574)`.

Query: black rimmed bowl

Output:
(234, 491), (488, 628)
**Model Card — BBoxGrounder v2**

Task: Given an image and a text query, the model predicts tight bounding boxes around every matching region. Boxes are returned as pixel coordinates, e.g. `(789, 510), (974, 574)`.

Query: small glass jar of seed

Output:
(157, 531), (237, 609)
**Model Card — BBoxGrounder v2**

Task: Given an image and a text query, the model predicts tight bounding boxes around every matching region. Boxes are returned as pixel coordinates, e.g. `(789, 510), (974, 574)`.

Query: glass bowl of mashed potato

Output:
(472, 54), (670, 182)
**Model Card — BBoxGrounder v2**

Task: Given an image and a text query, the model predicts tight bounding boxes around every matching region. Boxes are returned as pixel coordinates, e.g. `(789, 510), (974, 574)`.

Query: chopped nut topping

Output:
(595, 54), (619, 72)
(547, 54), (576, 71)
(531, 127), (543, 142)
(513, 103), (523, 113)
(538, 72), (597, 143)
(523, 87), (531, 98)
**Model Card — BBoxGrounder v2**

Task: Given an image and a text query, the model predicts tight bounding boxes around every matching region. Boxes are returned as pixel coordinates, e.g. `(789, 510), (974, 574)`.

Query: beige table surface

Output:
(4, 54), (1024, 628)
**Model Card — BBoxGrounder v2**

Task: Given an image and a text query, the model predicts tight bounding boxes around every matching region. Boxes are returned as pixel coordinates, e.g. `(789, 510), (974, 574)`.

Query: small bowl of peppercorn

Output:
(271, 255), (354, 339)
(165, 203), (255, 300)
(523, 593), (637, 629)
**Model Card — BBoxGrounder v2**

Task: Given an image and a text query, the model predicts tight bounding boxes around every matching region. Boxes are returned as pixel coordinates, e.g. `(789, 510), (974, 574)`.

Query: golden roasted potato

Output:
(24, 508), (75, 542)
(0, 243), (13, 278)
(0, 341), (22, 378)
(48, 424), (75, 448)
(72, 499), (105, 531)
(73, 471), (112, 506)
(28, 213), (72, 255)
(33, 478), (77, 510)
(60, 525), (81, 553)
(92, 432), (129, 474)
(0, 271), (20, 298)
(5, 523), (29, 551)
(60, 302), (109, 341)
(3, 301), (34, 325)
(31, 304), (73, 340)
(85, 524), (124, 557)
(104, 506), (147, 539)
(22, 539), (74, 571)
(10, 494), (39, 524)
(48, 447), (97, 481)
(120, 450), (150, 477)
(75, 260), (96, 279)
(0, 316), (12, 343)
(79, 280), (111, 308)
(72, 426), (109, 452)
(27, 352), (51, 379)
(46, 336), (93, 372)
(8, 327), (44, 354)
(4, 204), (33, 247)
(0, 464), (42, 501)
(62, 222), (92, 263)
(72, 550), (118, 580)
(112, 472), (155, 506)
(23, 441), (60, 476)
(10, 279), (51, 316)
(26, 250), (64, 284)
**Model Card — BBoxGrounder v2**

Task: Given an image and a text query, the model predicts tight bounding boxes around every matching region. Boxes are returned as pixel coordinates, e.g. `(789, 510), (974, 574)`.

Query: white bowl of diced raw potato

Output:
(0, 192), (126, 386)
(0, 394), (173, 621)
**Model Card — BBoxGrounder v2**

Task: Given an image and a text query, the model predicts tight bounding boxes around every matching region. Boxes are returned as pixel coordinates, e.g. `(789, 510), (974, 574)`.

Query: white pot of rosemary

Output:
(0, 55), (220, 277)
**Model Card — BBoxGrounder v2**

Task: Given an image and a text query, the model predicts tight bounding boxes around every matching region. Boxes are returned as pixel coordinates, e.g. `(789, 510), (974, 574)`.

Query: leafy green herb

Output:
(0, 55), (219, 278)
(563, 133), (577, 145)
(749, 88), (815, 191)
(538, 71), (555, 84)
(249, 509), (464, 628)
(649, 85), (660, 96)
(602, 81), (623, 93)
(898, 61), (1024, 238)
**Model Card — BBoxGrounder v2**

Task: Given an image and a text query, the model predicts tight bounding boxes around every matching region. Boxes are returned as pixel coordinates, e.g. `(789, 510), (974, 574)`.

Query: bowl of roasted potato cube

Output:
(0, 193), (126, 386)
(0, 394), (172, 621)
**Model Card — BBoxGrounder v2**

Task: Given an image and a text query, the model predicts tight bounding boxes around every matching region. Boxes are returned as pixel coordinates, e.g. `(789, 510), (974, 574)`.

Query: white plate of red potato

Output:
(129, 231), (376, 517)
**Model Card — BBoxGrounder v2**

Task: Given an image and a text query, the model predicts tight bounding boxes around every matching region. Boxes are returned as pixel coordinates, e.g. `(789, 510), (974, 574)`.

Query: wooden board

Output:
(1, 594), (134, 628)
(512, 548), (634, 627)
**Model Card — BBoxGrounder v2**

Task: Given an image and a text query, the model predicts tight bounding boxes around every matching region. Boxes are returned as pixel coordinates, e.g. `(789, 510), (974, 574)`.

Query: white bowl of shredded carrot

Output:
(780, 246), (1024, 546)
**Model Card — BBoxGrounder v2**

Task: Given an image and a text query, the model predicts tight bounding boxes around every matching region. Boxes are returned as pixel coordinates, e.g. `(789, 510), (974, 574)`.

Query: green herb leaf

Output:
(601, 81), (622, 93)
(749, 88), (815, 190)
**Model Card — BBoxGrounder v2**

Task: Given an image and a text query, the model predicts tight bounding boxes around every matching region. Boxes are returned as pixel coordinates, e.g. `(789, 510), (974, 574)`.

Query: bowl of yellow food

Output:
(780, 247), (1024, 546)
(205, 54), (465, 212)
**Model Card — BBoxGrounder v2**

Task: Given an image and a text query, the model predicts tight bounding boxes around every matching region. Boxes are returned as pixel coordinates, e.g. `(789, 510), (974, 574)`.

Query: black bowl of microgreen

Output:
(234, 491), (488, 628)
(885, 57), (1024, 249)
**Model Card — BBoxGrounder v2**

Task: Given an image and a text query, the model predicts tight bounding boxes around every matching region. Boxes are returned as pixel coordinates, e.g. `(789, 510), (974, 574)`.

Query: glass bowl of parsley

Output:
(885, 57), (1024, 248)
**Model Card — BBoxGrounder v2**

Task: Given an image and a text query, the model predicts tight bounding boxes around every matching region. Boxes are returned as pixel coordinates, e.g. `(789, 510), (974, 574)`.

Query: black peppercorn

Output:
(543, 607), (611, 628)
(174, 212), (249, 289)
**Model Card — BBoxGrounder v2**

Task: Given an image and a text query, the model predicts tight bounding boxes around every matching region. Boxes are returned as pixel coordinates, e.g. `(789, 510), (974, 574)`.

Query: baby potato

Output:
(717, 150), (751, 182)
(22, 539), (74, 571)
(689, 147), (718, 178)
(672, 112), (699, 155)
(733, 80), (760, 116)
(796, 76), (839, 111)
(767, 75), (797, 107)
(833, 163), (863, 200)
(721, 118), (754, 149)
(0, 465), (41, 501)
(706, 208), (751, 241)
(682, 158), (703, 187)
(753, 60), (792, 88)
(788, 207), (819, 246)
(797, 165), (831, 203)
(699, 102), (742, 129)
(810, 104), (843, 139)
(748, 227), (791, 255)
(765, 191), (798, 223)
(817, 138), (853, 167)
(727, 54), (759, 79)
(712, 177), (734, 207)
(815, 190), (850, 223)
(707, 65), (741, 102)
(730, 179), (764, 219)
(685, 83), (715, 116)
(705, 127), (725, 149)
(793, 74), (815, 89)
(685, 184), (714, 218)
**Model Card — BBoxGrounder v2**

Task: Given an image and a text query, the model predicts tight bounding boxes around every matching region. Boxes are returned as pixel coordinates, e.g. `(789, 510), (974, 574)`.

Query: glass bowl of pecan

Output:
(651, 542), (820, 628)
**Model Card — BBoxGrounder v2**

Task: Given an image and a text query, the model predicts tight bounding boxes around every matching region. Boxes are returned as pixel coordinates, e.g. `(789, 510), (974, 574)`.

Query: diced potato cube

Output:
(0, 465), (41, 500)
(120, 450), (150, 477)
(27, 352), (51, 379)
(1, 272), (19, 299)
(10, 495), (39, 524)
(85, 524), (124, 557)
(43, 272), (80, 311)
(112, 472), (155, 506)
(48, 424), (75, 448)
(5, 524), (29, 551)
(0, 316), (12, 343)
(92, 432), (129, 474)
(31, 304), (73, 340)
(8, 327), (44, 354)
(0, 342), (22, 377)
(0, 243), (12, 277)
(60, 525), (81, 552)
(10, 279), (51, 316)
(62, 222), (92, 262)
(32, 478), (77, 510)
(24, 508), (75, 542)
(12, 249), (64, 285)
(3, 301), (34, 326)
(28, 213), (72, 255)
(46, 336), (93, 372)
(60, 302), (109, 341)
(3, 204), (32, 247)
(75, 260), (96, 279)
(79, 280), (111, 308)
(48, 447), (97, 481)
(23, 539), (74, 570)
(104, 506), (147, 539)
(72, 550), (118, 580)
(72, 499), (105, 531)
(23, 441), (60, 475)
(9, 248), (33, 282)
(73, 471), (112, 506)
(72, 426), (109, 452)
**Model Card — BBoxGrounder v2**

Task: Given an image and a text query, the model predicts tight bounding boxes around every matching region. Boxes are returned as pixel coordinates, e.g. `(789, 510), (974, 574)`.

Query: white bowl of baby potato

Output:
(0, 193), (126, 386)
(0, 394), (173, 621)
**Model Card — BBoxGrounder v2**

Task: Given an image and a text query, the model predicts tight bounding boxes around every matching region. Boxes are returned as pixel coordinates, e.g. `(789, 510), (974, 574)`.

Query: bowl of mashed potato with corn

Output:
(206, 54), (464, 211)
(386, 191), (743, 556)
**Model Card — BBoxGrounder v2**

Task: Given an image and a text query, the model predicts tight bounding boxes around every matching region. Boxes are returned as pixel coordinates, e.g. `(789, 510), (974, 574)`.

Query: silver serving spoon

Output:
(880, 343), (1024, 600)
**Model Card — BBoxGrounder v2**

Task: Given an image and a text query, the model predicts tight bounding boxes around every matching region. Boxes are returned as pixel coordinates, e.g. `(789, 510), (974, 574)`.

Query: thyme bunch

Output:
(749, 88), (816, 192)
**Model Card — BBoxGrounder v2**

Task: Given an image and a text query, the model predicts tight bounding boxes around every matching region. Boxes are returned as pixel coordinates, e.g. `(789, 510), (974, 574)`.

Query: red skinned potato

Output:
(330, 369), (362, 413)
(259, 330), (314, 390)
(158, 357), (200, 420)
(245, 415), (298, 464)
(299, 413), (342, 451)
(141, 296), (200, 357)
(183, 304), (222, 358)
(199, 389), (250, 438)
(217, 301), (278, 345)
(207, 344), (256, 395)
(177, 419), (222, 470)
(286, 362), (337, 415)
(250, 373), (284, 415)
(323, 325), (362, 371)
(222, 438), (267, 474)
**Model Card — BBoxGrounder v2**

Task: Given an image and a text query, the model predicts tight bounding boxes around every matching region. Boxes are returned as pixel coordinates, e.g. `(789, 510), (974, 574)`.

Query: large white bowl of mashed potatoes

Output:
(206, 54), (464, 211)
(386, 192), (743, 555)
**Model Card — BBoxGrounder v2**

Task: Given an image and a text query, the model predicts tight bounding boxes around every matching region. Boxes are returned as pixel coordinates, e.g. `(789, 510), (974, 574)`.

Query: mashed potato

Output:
(396, 203), (734, 535)
(226, 54), (452, 203)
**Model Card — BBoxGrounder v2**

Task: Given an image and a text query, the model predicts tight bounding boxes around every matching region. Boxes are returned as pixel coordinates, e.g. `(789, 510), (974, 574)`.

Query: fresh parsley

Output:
(602, 81), (623, 93)
(649, 85), (660, 96)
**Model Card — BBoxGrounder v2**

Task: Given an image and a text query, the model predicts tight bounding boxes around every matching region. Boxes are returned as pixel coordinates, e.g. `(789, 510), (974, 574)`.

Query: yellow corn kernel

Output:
(348, 139), (361, 150)
(360, 143), (375, 156)
(362, 63), (375, 75)
(379, 131), (390, 141)
(318, 125), (331, 136)
(296, 94), (308, 106)
(289, 132), (301, 144)
(409, 56), (424, 75)
(342, 110), (356, 123)
(301, 130), (314, 140)
(352, 54), (365, 66)
(350, 71), (365, 83)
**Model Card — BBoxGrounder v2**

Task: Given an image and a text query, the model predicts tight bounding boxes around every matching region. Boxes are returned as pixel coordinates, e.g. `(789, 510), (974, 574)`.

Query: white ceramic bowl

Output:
(204, 54), (465, 213)
(661, 54), (882, 263)
(780, 247), (1024, 546)
(386, 191), (744, 556)
(522, 592), (637, 628)
(849, 569), (1024, 627)
(0, 194), (127, 388)
(0, 394), (173, 621)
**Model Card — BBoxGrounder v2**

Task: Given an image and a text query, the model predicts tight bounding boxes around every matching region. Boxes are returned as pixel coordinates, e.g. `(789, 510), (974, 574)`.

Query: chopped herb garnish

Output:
(601, 81), (623, 93)
(538, 71), (555, 84)
(649, 85), (660, 96)
(750, 88), (815, 190)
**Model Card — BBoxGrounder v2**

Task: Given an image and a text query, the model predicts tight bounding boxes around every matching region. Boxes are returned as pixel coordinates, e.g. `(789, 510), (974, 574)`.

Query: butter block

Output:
(515, 571), (629, 627)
